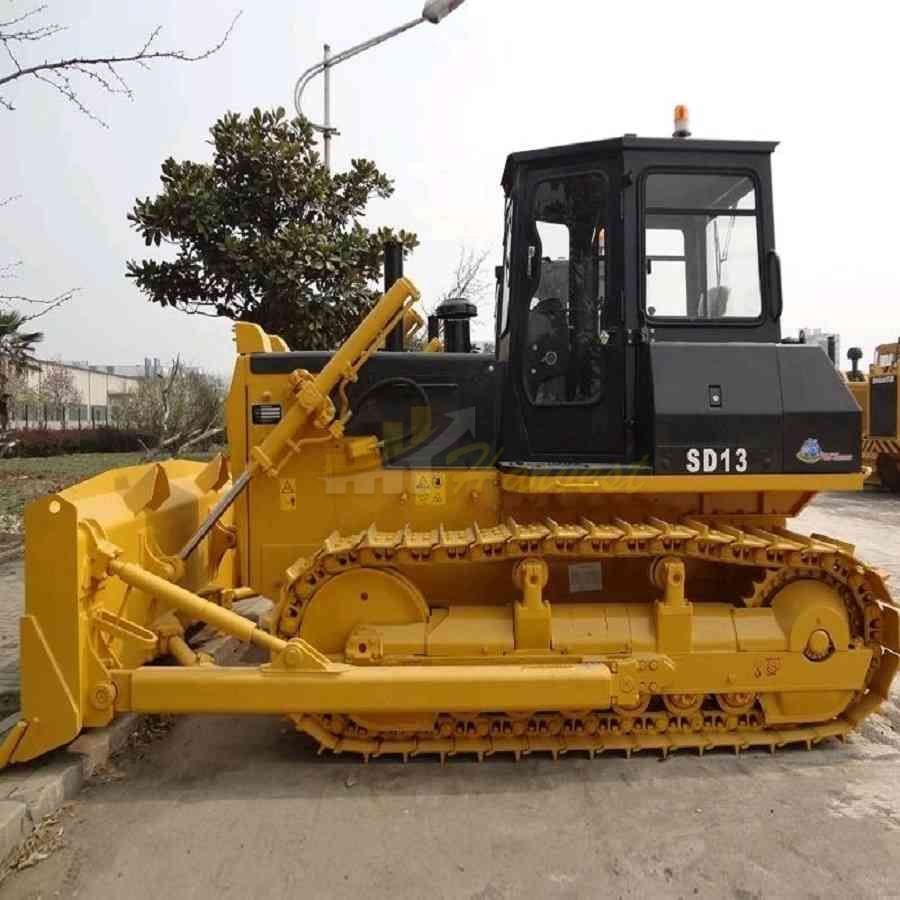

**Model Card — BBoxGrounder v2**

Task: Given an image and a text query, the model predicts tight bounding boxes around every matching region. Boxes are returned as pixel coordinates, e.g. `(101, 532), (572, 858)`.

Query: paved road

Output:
(8, 709), (900, 899)
(797, 490), (900, 583)
(6, 491), (900, 899)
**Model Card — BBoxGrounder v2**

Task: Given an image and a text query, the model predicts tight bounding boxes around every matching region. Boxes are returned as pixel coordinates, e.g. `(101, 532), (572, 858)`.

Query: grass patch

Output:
(0, 452), (144, 521)
(0, 449), (224, 535)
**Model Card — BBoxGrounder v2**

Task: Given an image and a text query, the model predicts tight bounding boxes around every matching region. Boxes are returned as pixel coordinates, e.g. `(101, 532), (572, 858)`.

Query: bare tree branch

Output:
(177, 425), (224, 455)
(0, 7), (242, 125)
(439, 245), (492, 308)
(0, 196), (77, 312)
(0, 4), (61, 36)
(158, 354), (182, 444)
(133, 359), (226, 460)
(0, 287), (77, 319)
(428, 245), (495, 353)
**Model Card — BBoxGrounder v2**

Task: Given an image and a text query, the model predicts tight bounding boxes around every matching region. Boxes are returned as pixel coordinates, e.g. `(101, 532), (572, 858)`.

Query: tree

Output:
(37, 362), (81, 426)
(0, 4), (241, 125)
(3, 366), (33, 404)
(127, 108), (419, 351)
(119, 359), (227, 457)
(0, 310), (42, 430)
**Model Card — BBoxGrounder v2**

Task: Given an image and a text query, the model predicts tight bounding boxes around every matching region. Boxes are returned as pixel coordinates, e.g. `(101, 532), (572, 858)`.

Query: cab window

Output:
(525, 173), (608, 405)
(644, 173), (762, 320)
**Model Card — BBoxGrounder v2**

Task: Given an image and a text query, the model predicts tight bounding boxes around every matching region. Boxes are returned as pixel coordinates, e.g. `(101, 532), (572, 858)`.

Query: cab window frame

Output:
(497, 195), (514, 340)
(639, 167), (767, 326)
(522, 168), (612, 408)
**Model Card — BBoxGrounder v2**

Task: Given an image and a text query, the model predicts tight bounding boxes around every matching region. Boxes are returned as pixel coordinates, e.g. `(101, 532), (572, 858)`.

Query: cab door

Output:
(514, 166), (626, 462)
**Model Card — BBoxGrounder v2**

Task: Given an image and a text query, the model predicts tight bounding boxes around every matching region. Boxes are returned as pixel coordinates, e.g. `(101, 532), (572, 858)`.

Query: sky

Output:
(1, 0), (897, 375)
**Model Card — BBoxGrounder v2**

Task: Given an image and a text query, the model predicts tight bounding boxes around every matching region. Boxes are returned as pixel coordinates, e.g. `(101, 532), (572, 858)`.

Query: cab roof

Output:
(501, 136), (779, 192)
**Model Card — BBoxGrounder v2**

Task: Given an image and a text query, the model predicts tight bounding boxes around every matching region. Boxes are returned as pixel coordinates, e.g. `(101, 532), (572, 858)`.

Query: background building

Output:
(8, 358), (144, 429)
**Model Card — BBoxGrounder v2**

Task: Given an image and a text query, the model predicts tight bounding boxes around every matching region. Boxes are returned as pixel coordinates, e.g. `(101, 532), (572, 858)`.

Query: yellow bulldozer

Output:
(2, 125), (898, 768)
(846, 343), (900, 492)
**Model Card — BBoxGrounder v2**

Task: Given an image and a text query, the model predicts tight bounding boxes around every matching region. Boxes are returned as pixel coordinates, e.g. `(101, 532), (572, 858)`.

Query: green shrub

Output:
(7, 428), (153, 458)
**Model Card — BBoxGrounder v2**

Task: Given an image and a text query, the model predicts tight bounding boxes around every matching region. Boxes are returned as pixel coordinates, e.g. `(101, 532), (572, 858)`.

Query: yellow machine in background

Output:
(845, 347), (869, 438)
(848, 343), (900, 492)
(2, 129), (899, 767)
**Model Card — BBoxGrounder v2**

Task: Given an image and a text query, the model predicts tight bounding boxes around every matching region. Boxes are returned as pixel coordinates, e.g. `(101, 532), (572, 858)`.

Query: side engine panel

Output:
(249, 351), (503, 468)
(650, 343), (860, 476)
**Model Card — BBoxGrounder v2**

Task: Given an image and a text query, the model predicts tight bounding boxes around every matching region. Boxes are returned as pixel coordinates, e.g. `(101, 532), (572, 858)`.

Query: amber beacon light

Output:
(673, 104), (692, 138)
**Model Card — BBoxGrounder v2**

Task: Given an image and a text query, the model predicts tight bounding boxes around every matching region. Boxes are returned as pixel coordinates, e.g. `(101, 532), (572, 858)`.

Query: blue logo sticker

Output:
(796, 438), (853, 465)
(796, 438), (822, 464)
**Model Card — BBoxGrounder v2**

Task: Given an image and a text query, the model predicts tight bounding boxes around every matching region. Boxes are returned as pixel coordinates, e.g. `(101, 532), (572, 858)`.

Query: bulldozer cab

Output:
(497, 136), (781, 467)
(240, 133), (857, 481)
(876, 343), (900, 367)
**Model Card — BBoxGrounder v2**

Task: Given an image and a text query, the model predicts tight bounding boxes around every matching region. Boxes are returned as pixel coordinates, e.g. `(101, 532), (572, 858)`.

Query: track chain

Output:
(277, 516), (899, 761)
(295, 709), (851, 763)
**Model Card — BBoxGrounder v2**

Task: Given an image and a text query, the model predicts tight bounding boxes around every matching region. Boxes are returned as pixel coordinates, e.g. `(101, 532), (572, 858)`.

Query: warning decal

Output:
(414, 473), (447, 506)
(280, 478), (297, 512)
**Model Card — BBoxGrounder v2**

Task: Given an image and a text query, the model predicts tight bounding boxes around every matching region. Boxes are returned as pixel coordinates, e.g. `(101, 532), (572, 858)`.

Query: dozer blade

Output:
(0, 456), (238, 767)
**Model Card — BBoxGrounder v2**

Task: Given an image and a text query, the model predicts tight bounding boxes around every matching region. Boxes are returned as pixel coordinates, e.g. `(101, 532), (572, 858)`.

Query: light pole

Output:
(294, 0), (467, 170)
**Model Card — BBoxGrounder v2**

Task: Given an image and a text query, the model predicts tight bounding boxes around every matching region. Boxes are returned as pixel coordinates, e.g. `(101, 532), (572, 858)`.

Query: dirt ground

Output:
(3, 491), (900, 899)
(0, 561), (22, 676)
(0, 560), (21, 713)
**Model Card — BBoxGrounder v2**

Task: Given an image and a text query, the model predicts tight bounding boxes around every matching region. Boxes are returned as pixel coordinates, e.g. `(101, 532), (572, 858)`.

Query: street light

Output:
(294, 0), (467, 170)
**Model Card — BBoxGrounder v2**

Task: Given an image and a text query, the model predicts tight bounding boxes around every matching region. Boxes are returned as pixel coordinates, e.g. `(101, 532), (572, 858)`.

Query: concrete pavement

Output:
(7, 709), (900, 899)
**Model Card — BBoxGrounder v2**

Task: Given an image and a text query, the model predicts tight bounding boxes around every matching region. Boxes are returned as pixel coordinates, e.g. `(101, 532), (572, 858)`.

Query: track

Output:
(274, 517), (900, 761)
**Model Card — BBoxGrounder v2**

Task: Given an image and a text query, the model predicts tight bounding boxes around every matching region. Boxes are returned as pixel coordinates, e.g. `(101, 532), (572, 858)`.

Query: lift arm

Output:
(178, 277), (421, 560)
